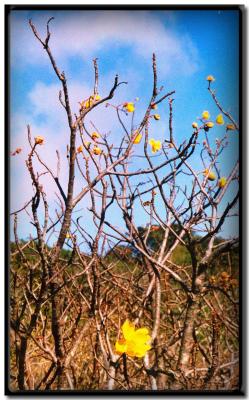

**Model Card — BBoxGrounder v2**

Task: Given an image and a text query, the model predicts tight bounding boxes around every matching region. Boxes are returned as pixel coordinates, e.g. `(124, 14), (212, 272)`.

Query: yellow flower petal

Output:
(202, 111), (210, 120)
(124, 102), (135, 113)
(127, 341), (151, 358)
(216, 114), (224, 125)
(134, 327), (149, 336)
(115, 338), (127, 355)
(149, 138), (161, 153)
(122, 320), (135, 340)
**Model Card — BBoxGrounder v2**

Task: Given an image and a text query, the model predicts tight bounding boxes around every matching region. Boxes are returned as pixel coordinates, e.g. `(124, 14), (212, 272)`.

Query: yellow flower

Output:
(35, 136), (44, 145)
(218, 177), (227, 188)
(93, 146), (102, 155)
(133, 131), (142, 144)
(95, 94), (101, 101)
(77, 145), (83, 153)
(115, 319), (151, 358)
(205, 121), (214, 129)
(81, 96), (94, 109)
(216, 114), (224, 125)
(203, 169), (216, 181)
(192, 122), (198, 129)
(124, 102), (135, 113)
(154, 114), (160, 120)
(91, 132), (100, 141)
(206, 75), (215, 82)
(149, 138), (162, 153)
(151, 103), (157, 110)
(66, 232), (71, 239)
(202, 111), (210, 120)
(226, 124), (236, 131)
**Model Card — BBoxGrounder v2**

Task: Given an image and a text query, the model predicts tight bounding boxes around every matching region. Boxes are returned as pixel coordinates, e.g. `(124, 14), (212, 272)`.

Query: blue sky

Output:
(9, 9), (240, 246)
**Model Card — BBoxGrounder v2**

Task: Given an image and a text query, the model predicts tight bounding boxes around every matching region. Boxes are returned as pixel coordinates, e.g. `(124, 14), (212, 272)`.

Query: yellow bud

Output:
(133, 132), (142, 144)
(226, 124), (236, 131)
(203, 169), (216, 181)
(192, 122), (198, 129)
(35, 136), (44, 145)
(91, 132), (100, 141)
(206, 75), (215, 82)
(77, 145), (83, 153)
(95, 94), (101, 101)
(93, 146), (102, 155)
(81, 98), (93, 109)
(154, 114), (160, 121)
(205, 121), (214, 129)
(218, 177), (227, 188)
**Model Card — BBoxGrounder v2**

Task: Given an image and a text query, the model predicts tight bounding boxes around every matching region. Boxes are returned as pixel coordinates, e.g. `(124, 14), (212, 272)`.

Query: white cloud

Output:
(10, 10), (199, 77)
(10, 68), (170, 214)
(9, 9), (200, 241)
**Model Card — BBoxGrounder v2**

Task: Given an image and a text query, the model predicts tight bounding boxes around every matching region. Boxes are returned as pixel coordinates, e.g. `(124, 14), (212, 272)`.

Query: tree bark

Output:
(177, 297), (199, 375)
